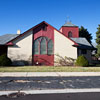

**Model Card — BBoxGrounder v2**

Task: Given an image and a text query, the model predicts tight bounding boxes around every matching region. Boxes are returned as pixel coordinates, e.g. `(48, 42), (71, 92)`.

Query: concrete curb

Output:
(1, 72), (100, 77)
(1, 89), (100, 96)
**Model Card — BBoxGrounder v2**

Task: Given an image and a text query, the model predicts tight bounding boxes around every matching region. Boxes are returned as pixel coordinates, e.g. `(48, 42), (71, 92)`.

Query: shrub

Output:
(75, 55), (89, 67)
(0, 54), (12, 66)
(55, 54), (75, 66)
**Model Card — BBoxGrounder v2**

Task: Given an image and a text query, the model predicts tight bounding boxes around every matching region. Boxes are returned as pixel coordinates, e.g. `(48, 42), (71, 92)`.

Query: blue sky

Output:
(0, 0), (100, 43)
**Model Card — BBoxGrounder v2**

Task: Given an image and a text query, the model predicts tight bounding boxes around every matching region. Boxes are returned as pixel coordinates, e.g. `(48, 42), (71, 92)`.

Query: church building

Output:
(0, 21), (94, 66)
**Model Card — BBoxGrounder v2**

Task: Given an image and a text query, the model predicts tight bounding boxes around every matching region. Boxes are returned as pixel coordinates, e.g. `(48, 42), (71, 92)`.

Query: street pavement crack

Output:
(18, 72), (29, 91)
(55, 72), (67, 89)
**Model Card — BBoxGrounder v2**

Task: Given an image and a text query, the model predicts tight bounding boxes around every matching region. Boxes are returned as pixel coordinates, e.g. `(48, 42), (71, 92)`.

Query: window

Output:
(48, 40), (53, 55)
(68, 31), (72, 38)
(42, 26), (47, 31)
(34, 39), (39, 54)
(33, 36), (53, 55)
(40, 37), (47, 54)
(81, 49), (87, 54)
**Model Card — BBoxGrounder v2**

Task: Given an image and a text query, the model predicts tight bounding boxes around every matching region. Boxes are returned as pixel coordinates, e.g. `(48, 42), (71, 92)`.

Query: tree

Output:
(96, 25), (100, 57)
(79, 26), (92, 44)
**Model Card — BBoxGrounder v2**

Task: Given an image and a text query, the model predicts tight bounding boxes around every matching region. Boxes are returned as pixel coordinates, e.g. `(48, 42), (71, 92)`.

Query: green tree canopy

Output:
(96, 25), (100, 57)
(79, 26), (92, 44)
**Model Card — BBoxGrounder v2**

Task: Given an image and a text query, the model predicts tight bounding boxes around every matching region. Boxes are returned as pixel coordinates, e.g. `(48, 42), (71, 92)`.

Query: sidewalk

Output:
(1, 89), (100, 100)
(1, 72), (100, 77)
(1, 88), (100, 96)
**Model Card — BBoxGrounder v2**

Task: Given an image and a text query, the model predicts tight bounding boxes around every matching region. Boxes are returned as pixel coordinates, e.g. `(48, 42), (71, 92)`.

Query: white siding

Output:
(8, 31), (33, 65)
(54, 30), (77, 64)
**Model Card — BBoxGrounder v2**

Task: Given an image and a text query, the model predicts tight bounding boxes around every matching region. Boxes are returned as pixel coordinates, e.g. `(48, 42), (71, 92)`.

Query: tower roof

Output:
(63, 21), (78, 27)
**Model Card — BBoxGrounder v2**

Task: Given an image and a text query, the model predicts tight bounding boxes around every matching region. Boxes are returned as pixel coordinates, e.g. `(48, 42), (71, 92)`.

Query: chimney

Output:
(17, 30), (21, 34)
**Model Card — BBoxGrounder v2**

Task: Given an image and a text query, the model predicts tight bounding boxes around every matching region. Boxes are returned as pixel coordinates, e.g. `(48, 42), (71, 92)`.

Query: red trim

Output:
(6, 42), (14, 46)
(6, 21), (78, 46)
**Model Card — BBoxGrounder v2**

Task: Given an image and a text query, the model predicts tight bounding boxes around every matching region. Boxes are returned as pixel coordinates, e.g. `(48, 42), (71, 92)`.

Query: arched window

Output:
(34, 39), (39, 54)
(68, 31), (72, 38)
(40, 37), (47, 54)
(48, 40), (53, 55)
(33, 36), (53, 55)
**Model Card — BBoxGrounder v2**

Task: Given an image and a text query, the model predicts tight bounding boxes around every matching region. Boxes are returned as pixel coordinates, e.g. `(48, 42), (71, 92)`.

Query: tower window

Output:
(68, 31), (72, 38)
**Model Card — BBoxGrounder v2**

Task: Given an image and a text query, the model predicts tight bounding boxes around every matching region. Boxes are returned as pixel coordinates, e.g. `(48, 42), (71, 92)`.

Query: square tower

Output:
(60, 22), (79, 38)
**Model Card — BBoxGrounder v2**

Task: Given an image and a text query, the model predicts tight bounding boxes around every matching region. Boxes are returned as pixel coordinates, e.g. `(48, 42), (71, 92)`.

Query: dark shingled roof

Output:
(63, 22), (78, 27)
(71, 38), (94, 49)
(0, 34), (19, 45)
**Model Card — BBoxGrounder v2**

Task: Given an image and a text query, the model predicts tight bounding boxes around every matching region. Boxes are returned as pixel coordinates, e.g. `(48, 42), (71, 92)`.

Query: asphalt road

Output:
(1, 92), (100, 100)
(0, 76), (100, 91)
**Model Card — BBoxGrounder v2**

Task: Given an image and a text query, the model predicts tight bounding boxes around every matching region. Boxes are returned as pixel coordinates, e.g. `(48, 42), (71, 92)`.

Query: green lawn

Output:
(0, 66), (100, 72)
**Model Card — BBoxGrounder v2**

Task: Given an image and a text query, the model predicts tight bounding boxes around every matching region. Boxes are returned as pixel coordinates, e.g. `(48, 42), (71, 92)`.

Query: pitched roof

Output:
(63, 21), (78, 27)
(4, 21), (78, 46)
(0, 34), (19, 45)
(71, 38), (94, 49)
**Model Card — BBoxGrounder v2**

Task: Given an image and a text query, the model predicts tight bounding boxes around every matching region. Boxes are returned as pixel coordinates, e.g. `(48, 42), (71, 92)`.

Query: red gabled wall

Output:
(33, 23), (54, 66)
(60, 26), (79, 38)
